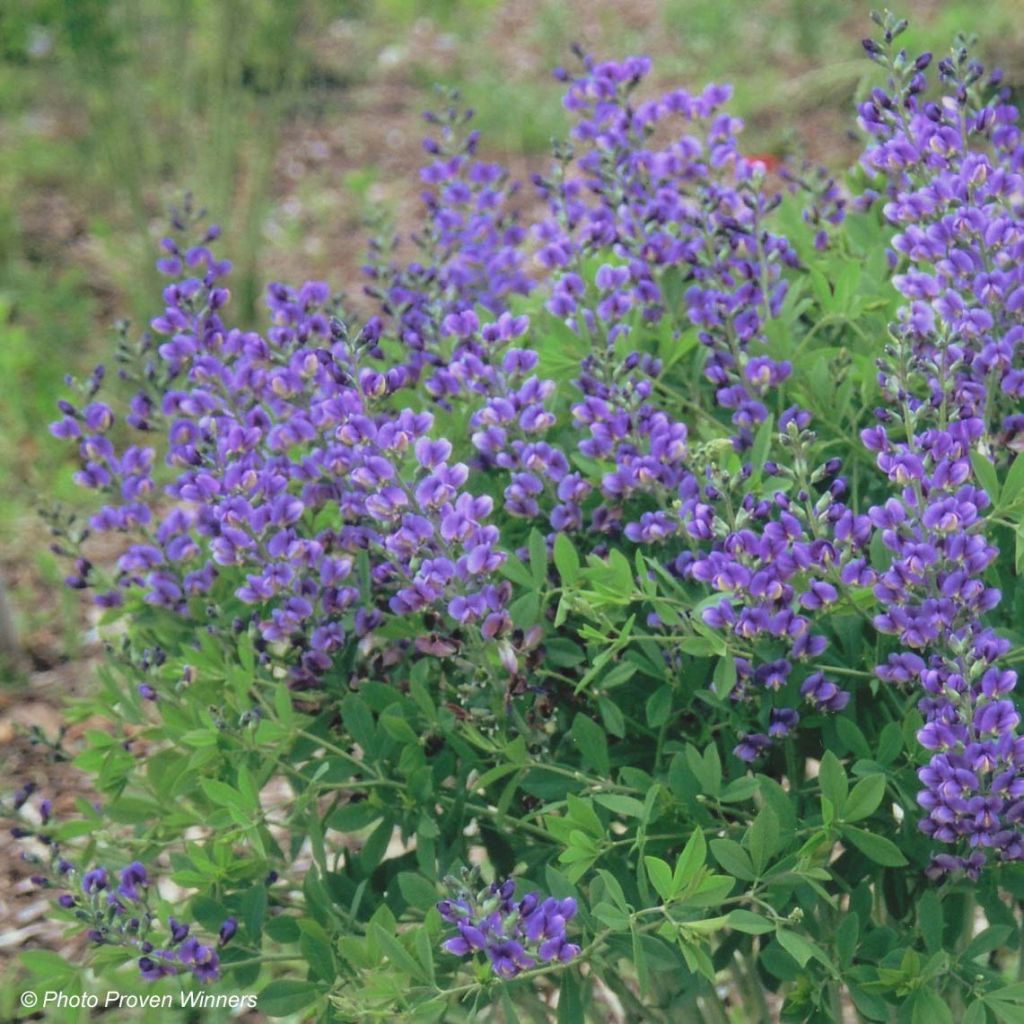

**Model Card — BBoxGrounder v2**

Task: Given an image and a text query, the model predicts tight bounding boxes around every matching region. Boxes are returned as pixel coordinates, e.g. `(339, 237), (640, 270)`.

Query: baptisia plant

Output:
(13, 11), (1024, 1023)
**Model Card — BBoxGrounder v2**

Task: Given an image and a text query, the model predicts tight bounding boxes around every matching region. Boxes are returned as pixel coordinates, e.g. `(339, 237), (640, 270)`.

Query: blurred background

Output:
(0, 0), (1022, 999)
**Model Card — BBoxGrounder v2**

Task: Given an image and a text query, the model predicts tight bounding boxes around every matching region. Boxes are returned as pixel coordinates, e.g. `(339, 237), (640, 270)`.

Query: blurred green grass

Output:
(0, 0), (1021, 662)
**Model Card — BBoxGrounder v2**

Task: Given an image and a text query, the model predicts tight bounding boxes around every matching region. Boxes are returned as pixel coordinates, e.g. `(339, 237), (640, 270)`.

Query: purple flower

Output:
(734, 733), (772, 763)
(118, 862), (148, 901)
(857, 28), (1024, 868)
(437, 878), (579, 978)
(82, 868), (108, 894)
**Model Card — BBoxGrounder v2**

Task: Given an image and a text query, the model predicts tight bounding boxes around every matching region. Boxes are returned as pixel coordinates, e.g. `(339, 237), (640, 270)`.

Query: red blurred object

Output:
(747, 151), (783, 173)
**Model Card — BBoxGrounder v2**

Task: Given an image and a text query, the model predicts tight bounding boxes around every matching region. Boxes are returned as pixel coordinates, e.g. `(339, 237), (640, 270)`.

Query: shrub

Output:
(14, 11), (1024, 1022)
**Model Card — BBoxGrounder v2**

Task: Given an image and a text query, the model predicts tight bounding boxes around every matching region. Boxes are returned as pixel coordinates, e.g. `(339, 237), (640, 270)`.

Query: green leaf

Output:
(843, 774), (887, 823)
(566, 794), (603, 837)
(849, 983), (892, 1022)
(702, 742), (723, 799)
(964, 925), (1014, 960)
(597, 696), (626, 738)
(645, 856), (675, 902)
(180, 729), (220, 748)
(1003, 453), (1024, 507)
(20, 950), (75, 981)
(835, 912), (859, 966)
(379, 711), (418, 745)
(259, 980), (322, 1017)
(600, 661), (637, 690)
(746, 806), (779, 874)
(917, 890), (943, 954)
(372, 923), (430, 983)
(557, 971), (584, 1024)
(988, 983), (1024, 1024)
(592, 902), (630, 930)
(509, 590), (540, 627)
(990, 1004), (1024, 1024)
(962, 1001), (987, 1024)
(727, 910), (774, 935)
(645, 685), (672, 728)
(843, 826), (908, 867)
(720, 777), (760, 804)
(553, 532), (580, 585)
(594, 793), (646, 818)
(673, 828), (707, 892)
(631, 921), (650, 995)
(299, 919), (336, 982)
(571, 713), (609, 776)
(499, 987), (522, 1023)
(274, 683), (296, 726)
(776, 929), (815, 968)
(341, 696), (375, 752)
(199, 779), (246, 812)
(818, 751), (848, 815)
(500, 553), (535, 587)
(240, 884), (268, 940)
(709, 838), (756, 881)
(836, 717), (871, 758)
(877, 721), (903, 764)
(747, 413), (776, 484)
(529, 528), (548, 585)
(596, 869), (628, 912)
(475, 761), (524, 790)
(911, 986), (955, 1024)
(971, 450), (1000, 502)
(397, 872), (438, 911)
(713, 655), (738, 697)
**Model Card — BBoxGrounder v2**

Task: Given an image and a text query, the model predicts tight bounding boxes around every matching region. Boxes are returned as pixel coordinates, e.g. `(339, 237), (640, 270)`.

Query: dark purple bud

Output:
(218, 917), (237, 946)
(13, 783), (35, 809)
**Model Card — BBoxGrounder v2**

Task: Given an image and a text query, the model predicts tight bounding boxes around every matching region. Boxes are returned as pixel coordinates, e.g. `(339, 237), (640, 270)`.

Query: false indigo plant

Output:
(15, 13), (1024, 1023)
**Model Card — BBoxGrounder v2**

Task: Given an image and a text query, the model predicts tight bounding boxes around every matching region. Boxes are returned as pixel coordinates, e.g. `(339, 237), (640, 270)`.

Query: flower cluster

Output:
(536, 53), (799, 444)
(520, 55), (864, 757)
(363, 97), (531, 383)
(438, 878), (580, 979)
(683, 416), (872, 761)
(860, 30), (1024, 441)
(860, 14), (1024, 872)
(50, 209), (521, 689)
(783, 161), (848, 251)
(50, 26), (1024, 884)
(9, 793), (232, 983)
